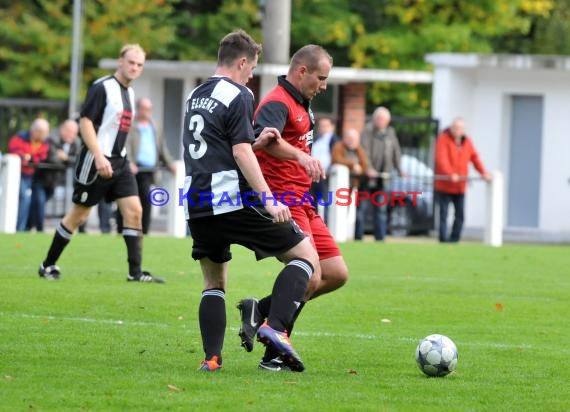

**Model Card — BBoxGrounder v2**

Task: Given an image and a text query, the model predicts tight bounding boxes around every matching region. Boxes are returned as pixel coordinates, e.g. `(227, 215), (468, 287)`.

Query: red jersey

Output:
(7, 131), (50, 176)
(254, 76), (314, 199)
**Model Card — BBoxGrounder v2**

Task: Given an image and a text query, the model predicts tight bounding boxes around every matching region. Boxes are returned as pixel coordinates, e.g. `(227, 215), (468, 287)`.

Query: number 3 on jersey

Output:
(188, 114), (207, 159)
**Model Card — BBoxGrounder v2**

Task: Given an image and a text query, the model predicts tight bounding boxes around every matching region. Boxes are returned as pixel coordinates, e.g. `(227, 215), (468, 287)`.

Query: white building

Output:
(427, 53), (570, 242)
(99, 59), (432, 160)
(103, 54), (570, 242)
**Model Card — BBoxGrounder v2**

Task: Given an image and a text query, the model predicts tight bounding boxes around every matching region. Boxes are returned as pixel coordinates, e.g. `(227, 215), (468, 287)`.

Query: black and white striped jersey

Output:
(75, 75), (135, 184)
(182, 76), (256, 219)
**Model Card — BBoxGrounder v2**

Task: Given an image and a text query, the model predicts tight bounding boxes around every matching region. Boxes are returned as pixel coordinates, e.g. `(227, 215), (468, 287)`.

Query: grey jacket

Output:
(126, 119), (174, 173)
(360, 122), (402, 187)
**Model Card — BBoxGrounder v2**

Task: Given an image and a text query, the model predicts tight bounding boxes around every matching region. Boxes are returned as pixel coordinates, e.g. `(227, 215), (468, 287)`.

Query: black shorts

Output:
(72, 158), (138, 207)
(188, 205), (306, 263)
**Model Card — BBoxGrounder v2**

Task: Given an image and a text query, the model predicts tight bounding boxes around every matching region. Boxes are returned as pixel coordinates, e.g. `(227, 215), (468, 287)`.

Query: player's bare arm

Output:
(232, 142), (291, 223)
(262, 139), (325, 182)
(252, 127), (281, 151)
(79, 117), (113, 179)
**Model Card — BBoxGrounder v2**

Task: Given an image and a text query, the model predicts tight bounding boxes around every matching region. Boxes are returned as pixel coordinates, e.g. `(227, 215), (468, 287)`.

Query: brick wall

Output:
(339, 82), (366, 134)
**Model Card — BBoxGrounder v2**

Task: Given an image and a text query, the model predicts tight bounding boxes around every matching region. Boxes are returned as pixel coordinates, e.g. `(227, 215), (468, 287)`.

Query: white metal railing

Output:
(166, 160), (187, 238)
(326, 163), (504, 246)
(0, 154), (21, 233)
(0, 154), (504, 245)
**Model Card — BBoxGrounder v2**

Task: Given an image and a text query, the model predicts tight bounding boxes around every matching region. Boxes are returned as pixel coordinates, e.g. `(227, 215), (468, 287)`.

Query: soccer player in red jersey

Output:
(238, 45), (349, 371)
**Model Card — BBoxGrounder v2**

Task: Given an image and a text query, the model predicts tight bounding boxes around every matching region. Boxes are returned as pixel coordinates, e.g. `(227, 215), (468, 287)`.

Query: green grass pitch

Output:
(1, 233), (569, 411)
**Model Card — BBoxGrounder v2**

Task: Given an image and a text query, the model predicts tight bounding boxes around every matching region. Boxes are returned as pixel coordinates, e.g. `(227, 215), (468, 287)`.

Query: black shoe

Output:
(258, 357), (291, 372)
(38, 263), (60, 280)
(237, 298), (263, 352)
(127, 271), (165, 283)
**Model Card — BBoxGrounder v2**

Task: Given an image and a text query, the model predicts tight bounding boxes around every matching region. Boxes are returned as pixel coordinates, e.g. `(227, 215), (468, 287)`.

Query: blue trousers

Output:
(437, 191), (465, 242)
(16, 175), (33, 232)
(27, 180), (49, 231)
(355, 188), (388, 241)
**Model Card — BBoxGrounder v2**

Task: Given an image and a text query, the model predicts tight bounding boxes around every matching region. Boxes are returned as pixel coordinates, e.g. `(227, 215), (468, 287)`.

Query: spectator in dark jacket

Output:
(7, 118), (50, 231)
(356, 106), (405, 241)
(331, 128), (368, 190)
(28, 119), (81, 231)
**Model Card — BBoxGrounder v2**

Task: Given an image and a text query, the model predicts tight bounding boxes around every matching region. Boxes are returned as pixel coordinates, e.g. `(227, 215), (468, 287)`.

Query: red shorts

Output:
(290, 205), (341, 260)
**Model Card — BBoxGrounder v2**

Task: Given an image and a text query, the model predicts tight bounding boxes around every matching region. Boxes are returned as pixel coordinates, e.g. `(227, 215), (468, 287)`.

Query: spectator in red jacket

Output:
(435, 118), (492, 242)
(7, 118), (51, 231)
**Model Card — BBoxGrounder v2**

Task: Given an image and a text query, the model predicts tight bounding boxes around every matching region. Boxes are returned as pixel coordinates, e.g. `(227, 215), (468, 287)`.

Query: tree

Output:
(169, 0), (262, 61)
(346, 0), (554, 116)
(493, 0), (570, 55)
(0, 0), (175, 99)
(0, 0), (558, 118)
(290, 0), (364, 67)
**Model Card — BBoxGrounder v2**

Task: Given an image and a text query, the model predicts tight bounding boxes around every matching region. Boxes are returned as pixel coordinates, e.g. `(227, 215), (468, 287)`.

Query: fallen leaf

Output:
(381, 318), (392, 324)
(495, 303), (504, 312)
(168, 384), (181, 392)
(4, 375), (13, 380)
(347, 369), (358, 375)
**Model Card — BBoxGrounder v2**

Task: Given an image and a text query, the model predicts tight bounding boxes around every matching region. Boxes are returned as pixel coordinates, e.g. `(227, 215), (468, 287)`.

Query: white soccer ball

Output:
(415, 334), (458, 377)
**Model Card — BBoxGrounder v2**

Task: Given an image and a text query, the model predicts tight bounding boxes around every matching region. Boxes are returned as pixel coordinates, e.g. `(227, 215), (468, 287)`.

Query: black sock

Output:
(44, 222), (72, 266)
(288, 301), (306, 335)
(122, 227), (142, 276)
(199, 288), (226, 363)
(262, 301), (306, 362)
(267, 258), (313, 333)
(258, 295), (272, 319)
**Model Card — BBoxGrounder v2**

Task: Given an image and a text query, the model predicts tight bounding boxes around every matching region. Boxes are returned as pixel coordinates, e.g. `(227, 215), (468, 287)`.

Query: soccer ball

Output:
(415, 334), (458, 377)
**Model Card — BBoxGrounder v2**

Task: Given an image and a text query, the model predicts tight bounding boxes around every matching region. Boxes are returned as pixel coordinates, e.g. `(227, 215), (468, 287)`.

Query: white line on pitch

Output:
(2, 312), (168, 328)
(1, 312), (533, 350)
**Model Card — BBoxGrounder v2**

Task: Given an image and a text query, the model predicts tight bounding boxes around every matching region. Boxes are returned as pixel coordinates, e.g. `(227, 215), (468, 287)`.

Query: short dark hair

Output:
(218, 29), (262, 67)
(290, 45), (333, 72)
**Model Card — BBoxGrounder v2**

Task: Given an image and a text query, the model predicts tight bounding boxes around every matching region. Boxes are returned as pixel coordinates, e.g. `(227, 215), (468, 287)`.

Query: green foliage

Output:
(532, 0), (570, 54)
(291, 0), (364, 66)
(169, 0), (262, 61)
(348, 0), (555, 115)
(0, 0), (563, 117)
(494, 0), (570, 54)
(0, 0), (73, 98)
(0, 0), (176, 99)
(1, 234), (570, 410)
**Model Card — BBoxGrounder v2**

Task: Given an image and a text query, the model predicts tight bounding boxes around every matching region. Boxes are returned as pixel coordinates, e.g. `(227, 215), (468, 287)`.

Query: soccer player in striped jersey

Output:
(183, 29), (320, 372)
(38, 44), (164, 283)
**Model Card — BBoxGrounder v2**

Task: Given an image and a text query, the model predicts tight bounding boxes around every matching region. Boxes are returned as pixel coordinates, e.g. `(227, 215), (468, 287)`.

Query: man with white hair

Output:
(435, 117), (491, 242)
(29, 119), (82, 232)
(356, 106), (405, 241)
(7, 118), (51, 231)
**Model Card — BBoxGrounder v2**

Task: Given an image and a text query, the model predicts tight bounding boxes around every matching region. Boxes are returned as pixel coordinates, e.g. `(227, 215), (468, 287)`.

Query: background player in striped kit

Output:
(38, 44), (163, 283)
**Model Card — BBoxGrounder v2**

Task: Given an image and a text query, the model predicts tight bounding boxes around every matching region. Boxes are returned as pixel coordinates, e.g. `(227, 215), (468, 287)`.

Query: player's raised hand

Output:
(95, 155), (113, 179)
(299, 152), (326, 182)
(265, 200), (291, 223)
